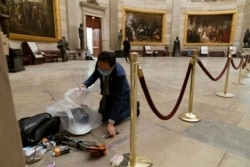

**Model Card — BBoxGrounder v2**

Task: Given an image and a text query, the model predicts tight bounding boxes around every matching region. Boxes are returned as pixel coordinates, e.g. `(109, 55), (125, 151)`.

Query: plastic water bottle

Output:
(53, 146), (70, 156)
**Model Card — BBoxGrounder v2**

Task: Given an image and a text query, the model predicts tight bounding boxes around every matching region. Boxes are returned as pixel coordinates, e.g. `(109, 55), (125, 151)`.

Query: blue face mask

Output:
(98, 68), (110, 76)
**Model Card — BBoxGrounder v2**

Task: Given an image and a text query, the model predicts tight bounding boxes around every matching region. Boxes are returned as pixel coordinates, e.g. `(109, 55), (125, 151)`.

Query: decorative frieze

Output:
(190, 0), (233, 2)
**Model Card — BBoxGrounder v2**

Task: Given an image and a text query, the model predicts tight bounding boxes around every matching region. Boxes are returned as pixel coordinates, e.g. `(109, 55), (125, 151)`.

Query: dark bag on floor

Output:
(18, 113), (60, 146)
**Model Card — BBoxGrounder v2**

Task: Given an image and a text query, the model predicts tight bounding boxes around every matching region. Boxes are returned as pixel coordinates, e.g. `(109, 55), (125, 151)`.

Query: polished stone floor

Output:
(9, 56), (250, 167)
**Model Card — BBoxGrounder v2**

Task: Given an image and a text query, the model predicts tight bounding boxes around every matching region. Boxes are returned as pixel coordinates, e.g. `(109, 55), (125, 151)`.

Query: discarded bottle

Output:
(53, 146), (70, 156)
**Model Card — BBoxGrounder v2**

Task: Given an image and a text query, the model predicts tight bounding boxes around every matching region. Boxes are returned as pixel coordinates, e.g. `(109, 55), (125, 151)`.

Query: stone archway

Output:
(79, 1), (106, 51)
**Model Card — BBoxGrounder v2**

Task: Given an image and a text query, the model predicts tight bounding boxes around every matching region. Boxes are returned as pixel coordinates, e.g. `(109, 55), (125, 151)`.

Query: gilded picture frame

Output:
(122, 7), (166, 45)
(184, 10), (237, 46)
(9, 0), (61, 42)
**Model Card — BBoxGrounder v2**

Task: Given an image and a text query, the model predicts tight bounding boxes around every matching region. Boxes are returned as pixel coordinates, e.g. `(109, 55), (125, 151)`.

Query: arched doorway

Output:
(86, 15), (102, 57)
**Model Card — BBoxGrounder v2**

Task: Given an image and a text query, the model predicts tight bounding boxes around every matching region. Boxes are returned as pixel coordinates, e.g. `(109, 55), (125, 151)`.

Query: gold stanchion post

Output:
(243, 49), (250, 78)
(129, 52), (138, 166)
(179, 50), (200, 123)
(117, 52), (153, 167)
(232, 51), (246, 85)
(216, 49), (234, 98)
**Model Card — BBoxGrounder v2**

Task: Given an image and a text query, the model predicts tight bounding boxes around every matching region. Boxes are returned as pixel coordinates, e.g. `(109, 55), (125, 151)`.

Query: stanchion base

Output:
(216, 92), (234, 98)
(178, 112), (201, 123)
(232, 81), (246, 85)
(112, 153), (154, 167)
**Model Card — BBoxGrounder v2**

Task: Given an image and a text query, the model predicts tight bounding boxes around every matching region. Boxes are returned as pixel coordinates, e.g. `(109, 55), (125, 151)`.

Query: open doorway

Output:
(86, 15), (101, 57)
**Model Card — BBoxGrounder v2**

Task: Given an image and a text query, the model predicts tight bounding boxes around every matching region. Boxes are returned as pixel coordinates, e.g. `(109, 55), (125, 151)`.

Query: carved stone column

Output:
(109, 0), (118, 51)
(0, 32), (26, 167)
(66, 0), (78, 50)
(170, 0), (181, 55)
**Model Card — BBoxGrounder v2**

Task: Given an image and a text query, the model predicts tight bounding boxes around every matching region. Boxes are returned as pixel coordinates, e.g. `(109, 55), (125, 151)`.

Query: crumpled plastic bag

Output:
(46, 88), (102, 135)
(23, 146), (46, 164)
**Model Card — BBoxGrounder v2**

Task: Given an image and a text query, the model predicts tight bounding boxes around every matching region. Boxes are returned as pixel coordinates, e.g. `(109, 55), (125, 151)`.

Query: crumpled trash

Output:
(110, 154), (124, 166)
(23, 146), (47, 164)
(47, 162), (56, 167)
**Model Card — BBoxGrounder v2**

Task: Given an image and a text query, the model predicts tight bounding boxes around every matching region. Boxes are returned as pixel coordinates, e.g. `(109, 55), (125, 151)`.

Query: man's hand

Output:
(107, 123), (116, 137)
(79, 84), (86, 90)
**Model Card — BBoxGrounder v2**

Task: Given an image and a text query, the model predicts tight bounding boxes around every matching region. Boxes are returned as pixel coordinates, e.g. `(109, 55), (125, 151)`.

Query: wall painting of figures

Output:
(184, 10), (237, 46)
(9, 0), (61, 42)
(122, 7), (166, 45)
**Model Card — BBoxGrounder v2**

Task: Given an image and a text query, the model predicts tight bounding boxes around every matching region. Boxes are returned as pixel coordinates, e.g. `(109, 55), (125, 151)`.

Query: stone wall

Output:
(6, 0), (250, 55)
(118, 0), (249, 54)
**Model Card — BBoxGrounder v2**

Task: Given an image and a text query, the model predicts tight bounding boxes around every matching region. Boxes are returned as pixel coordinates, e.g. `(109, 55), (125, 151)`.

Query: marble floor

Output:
(9, 56), (250, 167)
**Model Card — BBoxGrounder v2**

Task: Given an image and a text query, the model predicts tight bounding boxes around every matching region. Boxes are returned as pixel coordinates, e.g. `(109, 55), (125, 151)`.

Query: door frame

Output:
(80, 2), (106, 51)
(86, 15), (102, 56)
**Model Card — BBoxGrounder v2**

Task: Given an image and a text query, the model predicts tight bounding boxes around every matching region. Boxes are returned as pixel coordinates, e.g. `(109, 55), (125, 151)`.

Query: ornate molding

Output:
(79, 1), (106, 14)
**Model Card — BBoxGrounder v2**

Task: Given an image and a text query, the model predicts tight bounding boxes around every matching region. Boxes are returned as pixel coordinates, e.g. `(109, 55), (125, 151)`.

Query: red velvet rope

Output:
(231, 56), (244, 70)
(138, 63), (192, 120)
(243, 55), (249, 69)
(197, 57), (230, 81)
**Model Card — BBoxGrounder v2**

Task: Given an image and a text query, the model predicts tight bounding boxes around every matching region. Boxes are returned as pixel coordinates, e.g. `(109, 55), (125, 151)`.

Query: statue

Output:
(172, 36), (181, 57)
(0, 0), (10, 37)
(118, 29), (122, 50)
(78, 23), (84, 49)
(243, 29), (250, 48)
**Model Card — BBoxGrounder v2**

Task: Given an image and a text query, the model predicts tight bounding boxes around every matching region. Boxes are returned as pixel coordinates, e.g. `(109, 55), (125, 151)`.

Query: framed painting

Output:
(184, 10), (237, 46)
(122, 7), (166, 45)
(9, 0), (61, 42)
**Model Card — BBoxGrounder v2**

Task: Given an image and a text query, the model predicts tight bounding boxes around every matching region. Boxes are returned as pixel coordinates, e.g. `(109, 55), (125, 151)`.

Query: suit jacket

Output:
(123, 40), (131, 53)
(83, 62), (130, 122)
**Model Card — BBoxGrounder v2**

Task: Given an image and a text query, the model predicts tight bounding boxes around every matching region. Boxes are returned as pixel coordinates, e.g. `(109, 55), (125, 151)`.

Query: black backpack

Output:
(18, 113), (60, 147)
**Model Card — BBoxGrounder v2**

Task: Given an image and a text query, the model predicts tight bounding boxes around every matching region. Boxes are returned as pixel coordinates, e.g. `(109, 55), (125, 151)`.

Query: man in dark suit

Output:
(80, 51), (139, 137)
(243, 29), (250, 48)
(123, 37), (131, 62)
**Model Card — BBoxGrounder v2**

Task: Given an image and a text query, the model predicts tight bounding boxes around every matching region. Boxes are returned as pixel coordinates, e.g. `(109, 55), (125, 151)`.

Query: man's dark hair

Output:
(98, 51), (116, 67)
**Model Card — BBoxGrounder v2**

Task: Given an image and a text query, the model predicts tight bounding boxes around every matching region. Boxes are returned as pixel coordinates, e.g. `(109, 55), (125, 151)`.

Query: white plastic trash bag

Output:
(46, 88), (102, 135)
